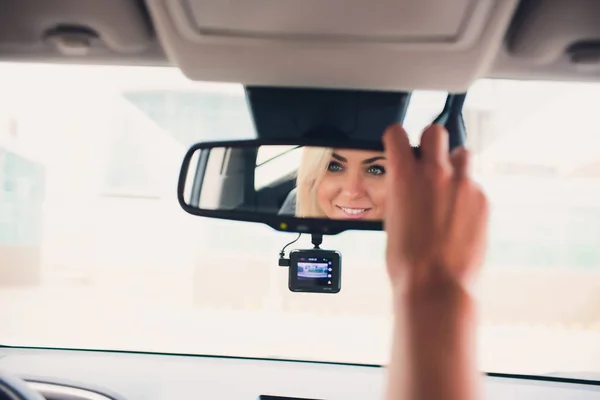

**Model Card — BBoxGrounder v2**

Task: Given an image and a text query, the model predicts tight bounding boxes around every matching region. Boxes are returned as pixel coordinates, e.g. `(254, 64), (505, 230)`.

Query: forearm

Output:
(386, 284), (481, 400)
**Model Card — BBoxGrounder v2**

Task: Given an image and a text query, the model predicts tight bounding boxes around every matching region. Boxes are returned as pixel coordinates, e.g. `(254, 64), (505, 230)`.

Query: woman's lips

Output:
(336, 205), (372, 219)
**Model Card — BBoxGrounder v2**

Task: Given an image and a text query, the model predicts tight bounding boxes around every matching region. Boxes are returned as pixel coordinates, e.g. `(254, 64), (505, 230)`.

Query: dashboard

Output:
(1, 347), (599, 400)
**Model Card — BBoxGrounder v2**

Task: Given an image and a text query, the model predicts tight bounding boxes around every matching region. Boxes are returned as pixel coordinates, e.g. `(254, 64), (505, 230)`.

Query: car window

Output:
(1, 63), (599, 379)
(255, 145), (302, 190)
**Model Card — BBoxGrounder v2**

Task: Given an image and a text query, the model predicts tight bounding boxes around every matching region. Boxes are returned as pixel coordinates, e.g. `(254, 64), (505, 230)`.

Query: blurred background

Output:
(1, 63), (599, 376)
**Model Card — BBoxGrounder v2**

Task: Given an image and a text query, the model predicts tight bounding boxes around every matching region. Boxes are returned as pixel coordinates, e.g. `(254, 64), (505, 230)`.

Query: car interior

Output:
(195, 145), (298, 215)
(1, 0), (600, 399)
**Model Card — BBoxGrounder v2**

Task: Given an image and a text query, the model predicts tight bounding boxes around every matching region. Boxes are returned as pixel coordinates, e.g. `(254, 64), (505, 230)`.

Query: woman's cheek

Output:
(316, 179), (333, 211)
(372, 182), (388, 216)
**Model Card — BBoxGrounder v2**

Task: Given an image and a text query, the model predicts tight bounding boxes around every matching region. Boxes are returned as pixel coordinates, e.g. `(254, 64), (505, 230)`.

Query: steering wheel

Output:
(0, 370), (45, 400)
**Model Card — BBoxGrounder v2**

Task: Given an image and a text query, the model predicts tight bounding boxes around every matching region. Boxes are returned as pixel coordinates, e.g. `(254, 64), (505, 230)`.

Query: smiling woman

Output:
(296, 147), (387, 220)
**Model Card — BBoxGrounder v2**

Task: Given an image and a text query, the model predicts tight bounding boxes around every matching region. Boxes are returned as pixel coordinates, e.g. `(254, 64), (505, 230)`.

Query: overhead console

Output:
(145, 0), (520, 91)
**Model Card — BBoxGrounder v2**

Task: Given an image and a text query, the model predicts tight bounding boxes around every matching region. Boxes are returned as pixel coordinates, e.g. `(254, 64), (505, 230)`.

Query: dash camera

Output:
(288, 249), (341, 294)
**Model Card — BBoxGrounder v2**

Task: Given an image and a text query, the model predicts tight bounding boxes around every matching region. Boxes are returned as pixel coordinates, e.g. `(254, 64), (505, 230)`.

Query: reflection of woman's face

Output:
(316, 149), (387, 220)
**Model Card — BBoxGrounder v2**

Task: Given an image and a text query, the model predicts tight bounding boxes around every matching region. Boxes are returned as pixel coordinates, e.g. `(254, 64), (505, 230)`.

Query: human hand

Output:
(382, 123), (489, 296)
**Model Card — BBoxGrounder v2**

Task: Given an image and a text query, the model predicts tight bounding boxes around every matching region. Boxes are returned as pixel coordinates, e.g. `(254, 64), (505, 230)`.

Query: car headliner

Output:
(0, 0), (599, 91)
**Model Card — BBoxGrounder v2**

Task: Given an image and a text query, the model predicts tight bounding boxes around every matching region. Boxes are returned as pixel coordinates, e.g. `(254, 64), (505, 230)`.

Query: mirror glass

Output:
(181, 144), (387, 222)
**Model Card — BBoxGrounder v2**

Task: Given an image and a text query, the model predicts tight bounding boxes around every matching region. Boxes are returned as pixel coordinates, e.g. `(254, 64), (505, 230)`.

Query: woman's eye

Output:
(367, 165), (386, 176)
(327, 161), (344, 172)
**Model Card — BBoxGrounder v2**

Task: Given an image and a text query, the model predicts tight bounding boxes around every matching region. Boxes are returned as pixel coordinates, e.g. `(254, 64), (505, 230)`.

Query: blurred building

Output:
(0, 115), (45, 285)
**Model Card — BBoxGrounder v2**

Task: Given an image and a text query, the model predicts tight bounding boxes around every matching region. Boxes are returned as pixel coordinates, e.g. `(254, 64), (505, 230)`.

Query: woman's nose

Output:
(342, 172), (366, 197)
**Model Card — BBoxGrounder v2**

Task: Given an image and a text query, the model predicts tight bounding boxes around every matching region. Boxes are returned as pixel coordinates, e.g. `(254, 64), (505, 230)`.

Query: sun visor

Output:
(147, 0), (519, 91)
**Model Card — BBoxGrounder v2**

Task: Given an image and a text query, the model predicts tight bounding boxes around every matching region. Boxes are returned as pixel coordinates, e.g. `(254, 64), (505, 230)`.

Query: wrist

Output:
(392, 276), (476, 318)
(387, 278), (481, 400)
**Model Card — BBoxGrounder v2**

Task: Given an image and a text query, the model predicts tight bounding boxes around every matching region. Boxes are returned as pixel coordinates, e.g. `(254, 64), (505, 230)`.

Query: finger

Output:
(420, 124), (451, 170)
(382, 125), (413, 246)
(449, 146), (471, 179)
(382, 124), (415, 179)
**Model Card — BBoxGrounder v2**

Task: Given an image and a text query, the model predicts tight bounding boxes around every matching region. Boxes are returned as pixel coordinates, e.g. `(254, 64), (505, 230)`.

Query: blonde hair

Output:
(296, 146), (333, 217)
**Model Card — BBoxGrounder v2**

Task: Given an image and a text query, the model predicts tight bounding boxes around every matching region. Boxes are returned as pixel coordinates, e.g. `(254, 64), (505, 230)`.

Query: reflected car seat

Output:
(278, 187), (297, 215)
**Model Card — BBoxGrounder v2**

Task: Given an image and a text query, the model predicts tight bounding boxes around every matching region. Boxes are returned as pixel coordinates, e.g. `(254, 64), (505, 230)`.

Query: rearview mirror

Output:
(178, 139), (419, 234)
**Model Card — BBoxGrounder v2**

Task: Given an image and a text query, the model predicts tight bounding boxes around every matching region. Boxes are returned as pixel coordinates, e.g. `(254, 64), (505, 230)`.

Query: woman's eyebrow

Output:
(331, 153), (347, 162)
(362, 156), (386, 164)
(332, 153), (385, 164)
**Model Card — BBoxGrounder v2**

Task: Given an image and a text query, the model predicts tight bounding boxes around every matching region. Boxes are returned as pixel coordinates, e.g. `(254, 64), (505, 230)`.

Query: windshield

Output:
(1, 63), (599, 379)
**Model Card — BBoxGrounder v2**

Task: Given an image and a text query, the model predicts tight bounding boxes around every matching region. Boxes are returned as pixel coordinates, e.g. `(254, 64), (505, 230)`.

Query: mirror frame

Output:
(178, 138), (420, 234)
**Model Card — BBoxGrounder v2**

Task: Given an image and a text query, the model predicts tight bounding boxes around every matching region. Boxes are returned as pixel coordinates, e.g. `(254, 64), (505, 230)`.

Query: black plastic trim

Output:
(0, 345), (380, 370)
(486, 372), (600, 388)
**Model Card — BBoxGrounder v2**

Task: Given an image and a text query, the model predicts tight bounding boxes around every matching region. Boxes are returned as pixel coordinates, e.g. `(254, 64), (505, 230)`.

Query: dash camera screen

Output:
(297, 257), (333, 287)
